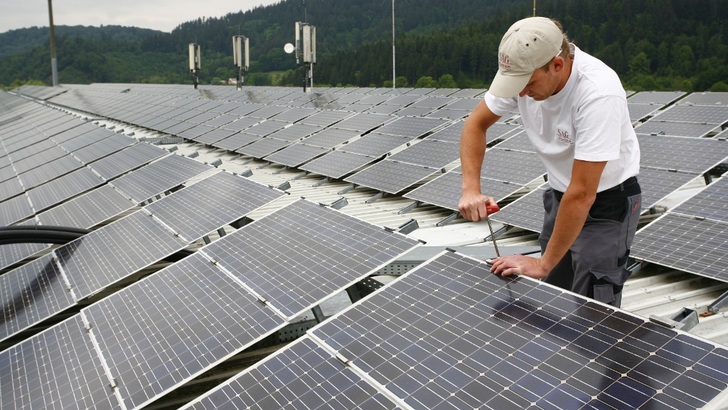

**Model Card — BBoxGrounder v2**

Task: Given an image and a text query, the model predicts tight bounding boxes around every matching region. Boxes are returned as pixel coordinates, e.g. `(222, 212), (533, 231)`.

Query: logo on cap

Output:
(498, 53), (512, 72)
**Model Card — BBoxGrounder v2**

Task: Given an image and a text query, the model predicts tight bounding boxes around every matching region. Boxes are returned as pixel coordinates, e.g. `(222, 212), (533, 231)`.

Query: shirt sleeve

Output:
(573, 95), (624, 162)
(484, 91), (518, 117)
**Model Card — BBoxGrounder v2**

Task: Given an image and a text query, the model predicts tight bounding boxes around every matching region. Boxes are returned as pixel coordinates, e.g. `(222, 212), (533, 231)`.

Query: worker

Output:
(458, 16), (641, 307)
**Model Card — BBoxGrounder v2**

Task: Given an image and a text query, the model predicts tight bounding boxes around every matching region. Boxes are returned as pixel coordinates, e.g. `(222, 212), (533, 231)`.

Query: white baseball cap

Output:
(489, 17), (564, 98)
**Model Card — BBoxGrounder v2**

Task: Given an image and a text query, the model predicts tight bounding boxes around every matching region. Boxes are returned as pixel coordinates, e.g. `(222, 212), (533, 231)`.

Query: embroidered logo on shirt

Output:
(498, 53), (512, 72)
(557, 129), (573, 144)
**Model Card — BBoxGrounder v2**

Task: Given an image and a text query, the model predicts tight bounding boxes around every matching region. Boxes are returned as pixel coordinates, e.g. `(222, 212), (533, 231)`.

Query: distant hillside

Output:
(1, 0), (727, 91)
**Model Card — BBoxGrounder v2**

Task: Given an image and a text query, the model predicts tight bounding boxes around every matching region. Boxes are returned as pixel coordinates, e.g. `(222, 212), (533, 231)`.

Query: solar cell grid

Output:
(70, 134), (135, 164)
(57, 210), (188, 299)
(638, 134), (728, 173)
(374, 117), (448, 138)
(83, 253), (286, 410)
(111, 154), (211, 203)
(59, 127), (118, 152)
(635, 121), (719, 138)
(0, 315), (121, 410)
(366, 104), (401, 115)
(201, 199), (420, 318)
(635, 168), (698, 211)
(404, 171), (524, 211)
(27, 167), (105, 212)
(184, 336), (398, 410)
(191, 127), (238, 145)
(490, 185), (547, 233)
(651, 105), (728, 124)
(481, 149), (546, 185)
(37, 185), (135, 228)
(392, 106), (434, 117)
(411, 96), (454, 109)
(495, 131), (533, 152)
(679, 92), (728, 106)
(270, 107), (317, 123)
(265, 123), (322, 142)
(628, 103), (661, 122)
(0, 254), (75, 342)
(0, 194), (33, 226)
(298, 110), (351, 127)
(333, 113), (393, 132)
(345, 160), (438, 194)
(19, 154), (82, 189)
(670, 177), (728, 223)
(212, 131), (261, 151)
(178, 124), (215, 139)
(6, 138), (57, 163)
(628, 91), (686, 105)
(145, 171), (284, 240)
(340, 132), (411, 157)
(632, 213), (728, 282)
(248, 105), (289, 119)
(263, 143), (328, 167)
(0, 242), (49, 271)
(312, 251), (728, 410)
(244, 119), (289, 137)
(87, 142), (167, 181)
(424, 121), (464, 143)
(387, 139), (459, 168)
(237, 137), (291, 158)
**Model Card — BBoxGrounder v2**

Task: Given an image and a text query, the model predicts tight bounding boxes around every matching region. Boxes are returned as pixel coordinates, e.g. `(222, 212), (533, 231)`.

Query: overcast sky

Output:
(0, 0), (282, 34)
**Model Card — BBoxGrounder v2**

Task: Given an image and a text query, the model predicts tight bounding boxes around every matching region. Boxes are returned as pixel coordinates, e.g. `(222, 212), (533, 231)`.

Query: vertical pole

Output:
(533, 0), (537, 16)
(392, 0), (396, 89)
(48, 0), (58, 86)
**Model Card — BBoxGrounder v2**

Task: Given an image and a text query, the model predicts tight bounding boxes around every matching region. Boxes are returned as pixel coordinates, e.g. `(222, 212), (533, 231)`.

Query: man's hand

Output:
(458, 192), (498, 222)
(488, 254), (550, 279)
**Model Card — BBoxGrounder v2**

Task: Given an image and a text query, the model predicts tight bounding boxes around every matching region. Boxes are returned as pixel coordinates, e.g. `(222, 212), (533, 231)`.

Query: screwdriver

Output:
(485, 204), (501, 258)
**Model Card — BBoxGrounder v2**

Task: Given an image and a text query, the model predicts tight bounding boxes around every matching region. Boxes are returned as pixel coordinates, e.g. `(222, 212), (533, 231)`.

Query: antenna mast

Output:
(392, 0), (396, 89)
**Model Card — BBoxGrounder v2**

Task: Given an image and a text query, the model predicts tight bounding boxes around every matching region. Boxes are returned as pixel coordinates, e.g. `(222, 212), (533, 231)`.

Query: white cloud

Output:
(0, 0), (281, 34)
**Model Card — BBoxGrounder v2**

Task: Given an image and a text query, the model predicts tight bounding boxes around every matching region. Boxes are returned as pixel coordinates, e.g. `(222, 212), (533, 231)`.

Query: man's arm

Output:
(490, 159), (606, 278)
(458, 100), (502, 221)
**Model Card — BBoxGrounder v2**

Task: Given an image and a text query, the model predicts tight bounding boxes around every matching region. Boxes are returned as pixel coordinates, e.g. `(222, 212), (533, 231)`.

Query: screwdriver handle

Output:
(486, 204), (500, 215)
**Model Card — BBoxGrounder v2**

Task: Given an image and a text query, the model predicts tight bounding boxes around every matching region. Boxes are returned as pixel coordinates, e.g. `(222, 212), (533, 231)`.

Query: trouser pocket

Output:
(589, 266), (631, 307)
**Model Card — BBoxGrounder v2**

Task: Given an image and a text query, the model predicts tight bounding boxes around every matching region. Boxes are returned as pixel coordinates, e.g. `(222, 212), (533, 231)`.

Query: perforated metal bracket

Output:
(649, 307), (699, 331)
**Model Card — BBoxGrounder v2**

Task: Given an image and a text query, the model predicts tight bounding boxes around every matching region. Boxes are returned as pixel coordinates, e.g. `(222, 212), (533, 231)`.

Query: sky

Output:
(0, 0), (282, 34)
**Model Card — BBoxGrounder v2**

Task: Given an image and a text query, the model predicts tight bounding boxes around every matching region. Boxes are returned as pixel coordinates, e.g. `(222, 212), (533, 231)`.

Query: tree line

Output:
(1, 0), (726, 92)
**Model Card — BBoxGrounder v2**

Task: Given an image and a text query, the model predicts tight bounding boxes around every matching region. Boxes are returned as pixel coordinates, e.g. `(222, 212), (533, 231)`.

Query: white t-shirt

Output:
(484, 45), (640, 193)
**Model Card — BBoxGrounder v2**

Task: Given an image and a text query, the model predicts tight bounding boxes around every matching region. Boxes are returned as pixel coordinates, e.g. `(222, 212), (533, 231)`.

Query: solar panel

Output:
(678, 91), (728, 106)
(309, 250), (728, 409)
(627, 103), (661, 122)
(263, 143), (328, 167)
(637, 168), (700, 211)
(6, 139), (57, 164)
(480, 149), (546, 185)
(200, 199), (420, 318)
(299, 151), (376, 179)
(184, 336), (398, 410)
(87, 142), (168, 181)
(635, 121), (719, 138)
(0, 255), (75, 342)
(339, 133), (411, 157)
(404, 171), (526, 212)
(392, 106), (435, 117)
(0, 315), (121, 410)
(70, 134), (135, 164)
(0, 242), (50, 271)
(18, 155), (83, 189)
(36, 185), (136, 228)
(27, 167), (105, 212)
(211, 131), (261, 151)
(638, 134), (728, 174)
(374, 117), (448, 138)
(82, 253), (286, 410)
(190, 127), (237, 145)
(58, 127), (118, 152)
(220, 116), (260, 132)
(57, 210), (188, 299)
(387, 140), (459, 168)
(345, 160), (440, 194)
(670, 177), (728, 223)
(491, 185), (547, 233)
(632, 213), (728, 282)
(333, 113), (393, 133)
(270, 107), (316, 123)
(111, 154), (211, 203)
(650, 105), (728, 124)
(299, 128), (360, 148)
(426, 108), (470, 120)
(496, 131), (534, 152)
(0, 194), (33, 226)
(237, 137), (292, 158)
(423, 121), (464, 143)
(248, 105), (290, 119)
(628, 91), (686, 105)
(178, 124), (215, 139)
(298, 110), (351, 127)
(265, 123), (323, 142)
(145, 171), (284, 240)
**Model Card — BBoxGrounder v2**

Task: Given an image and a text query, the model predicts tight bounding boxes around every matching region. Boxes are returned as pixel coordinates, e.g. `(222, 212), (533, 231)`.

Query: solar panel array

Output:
(186, 251), (728, 410)
(3, 86), (728, 408)
(632, 177), (728, 282)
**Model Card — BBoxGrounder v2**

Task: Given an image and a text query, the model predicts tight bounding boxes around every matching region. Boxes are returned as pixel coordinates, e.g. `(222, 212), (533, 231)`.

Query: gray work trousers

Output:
(539, 179), (641, 307)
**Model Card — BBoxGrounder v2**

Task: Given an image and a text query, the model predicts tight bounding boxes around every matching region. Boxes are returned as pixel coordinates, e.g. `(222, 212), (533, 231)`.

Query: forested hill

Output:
(1, 0), (727, 91)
